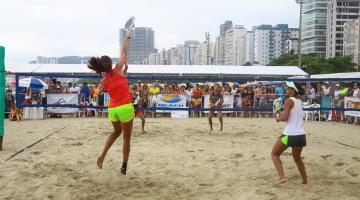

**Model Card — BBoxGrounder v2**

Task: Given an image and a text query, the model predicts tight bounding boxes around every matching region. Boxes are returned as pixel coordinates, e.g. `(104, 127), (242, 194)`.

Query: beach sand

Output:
(0, 117), (359, 200)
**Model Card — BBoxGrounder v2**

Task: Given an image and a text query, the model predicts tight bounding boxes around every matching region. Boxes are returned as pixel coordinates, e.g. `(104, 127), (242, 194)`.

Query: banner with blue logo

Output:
(156, 94), (187, 113)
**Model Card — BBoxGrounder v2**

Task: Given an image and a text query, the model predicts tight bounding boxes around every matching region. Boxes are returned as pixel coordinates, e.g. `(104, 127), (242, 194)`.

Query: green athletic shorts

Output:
(108, 103), (134, 123)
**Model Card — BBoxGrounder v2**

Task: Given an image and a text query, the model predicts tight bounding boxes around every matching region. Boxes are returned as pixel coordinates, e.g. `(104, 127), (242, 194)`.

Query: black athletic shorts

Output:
(279, 134), (306, 147)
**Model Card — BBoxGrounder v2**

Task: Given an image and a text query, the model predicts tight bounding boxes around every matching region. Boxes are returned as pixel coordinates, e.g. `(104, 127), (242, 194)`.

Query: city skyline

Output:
(0, 0), (300, 64)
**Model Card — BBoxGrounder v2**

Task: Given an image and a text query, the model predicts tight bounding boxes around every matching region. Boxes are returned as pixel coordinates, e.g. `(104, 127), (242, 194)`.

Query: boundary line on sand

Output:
(4, 125), (69, 162)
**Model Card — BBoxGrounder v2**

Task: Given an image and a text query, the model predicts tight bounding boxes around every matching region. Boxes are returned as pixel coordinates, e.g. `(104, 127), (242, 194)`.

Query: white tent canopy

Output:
(6, 64), (308, 77)
(311, 72), (360, 79)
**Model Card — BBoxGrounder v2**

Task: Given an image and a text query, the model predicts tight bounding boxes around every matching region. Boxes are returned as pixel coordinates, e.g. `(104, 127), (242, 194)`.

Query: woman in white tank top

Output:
(271, 82), (307, 184)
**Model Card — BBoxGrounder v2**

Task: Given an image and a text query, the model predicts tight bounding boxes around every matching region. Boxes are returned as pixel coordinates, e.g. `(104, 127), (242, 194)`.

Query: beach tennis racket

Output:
(273, 98), (283, 119)
(124, 16), (135, 33)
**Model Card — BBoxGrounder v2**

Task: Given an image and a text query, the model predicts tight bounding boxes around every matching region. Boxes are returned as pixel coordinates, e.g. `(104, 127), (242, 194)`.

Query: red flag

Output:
(331, 105), (337, 122)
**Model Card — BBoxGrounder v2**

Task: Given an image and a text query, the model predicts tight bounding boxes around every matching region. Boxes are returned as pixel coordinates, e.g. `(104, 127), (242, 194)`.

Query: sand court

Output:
(0, 118), (359, 200)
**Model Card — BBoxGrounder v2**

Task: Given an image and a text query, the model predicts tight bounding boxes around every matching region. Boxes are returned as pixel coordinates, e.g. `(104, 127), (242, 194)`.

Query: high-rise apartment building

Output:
(167, 45), (185, 65)
(254, 24), (299, 65)
(344, 19), (360, 64)
(245, 31), (255, 64)
(224, 25), (247, 66)
(301, 0), (331, 56)
(216, 21), (233, 65)
(284, 38), (299, 54)
(184, 40), (200, 65)
(192, 41), (215, 65)
(326, 0), (360, 57)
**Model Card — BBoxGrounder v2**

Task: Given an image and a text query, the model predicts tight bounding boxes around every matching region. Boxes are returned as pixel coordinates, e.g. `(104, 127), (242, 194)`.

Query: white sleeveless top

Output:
(283, 97), (305, 136)
(353, 89), (359, 98)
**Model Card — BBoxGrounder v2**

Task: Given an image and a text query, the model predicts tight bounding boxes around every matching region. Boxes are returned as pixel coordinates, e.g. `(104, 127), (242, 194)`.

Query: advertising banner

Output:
(203, 94), (234, 113)
(344, 97), (360, 117)
(47, 94), (79, 113)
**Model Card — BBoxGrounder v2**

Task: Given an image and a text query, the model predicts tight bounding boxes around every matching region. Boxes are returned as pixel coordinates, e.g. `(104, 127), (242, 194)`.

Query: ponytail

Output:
(88, 56), (113, 75)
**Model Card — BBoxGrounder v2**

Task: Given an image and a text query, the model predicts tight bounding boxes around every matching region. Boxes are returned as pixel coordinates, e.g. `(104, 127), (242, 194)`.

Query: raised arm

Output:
(115, 32), (133, 73)
(123, 62), (128, 75)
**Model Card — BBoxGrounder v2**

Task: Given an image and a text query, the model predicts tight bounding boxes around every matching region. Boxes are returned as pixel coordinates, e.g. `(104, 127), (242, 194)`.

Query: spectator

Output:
(231, 84), (239, 95)
(300, 85), (308, 102)
(42, 90), (48, 105)
(275, 83), (284, 98)
(23, 87), (32, 105)
(339, 83), (349, 98)
(321, 82), (333, 115)
(4, 89), (14, 118)
(9, 100), (22, 122)
(139, 84), (150, 109)
(81, 82), (90, 102)
(223, 84), (232, 95)
(150, 81), (161, 108)
(137, 80), (143, 93)
(193, 83), (203, 97)
(191, 94), (202, 117)
(171, 84), (180, 94)
(309, 85), (316, 104)
(65, 82), (72, 93)
(254, 82), (265, 107)
(97, 86), (105, 107)
(185, 83), (192, 91)
(267, 87), (275, 101)
(179, 84), (186, 94)
(70, 83), (79, 93)
(163, 84), (172, 94)
(47, 79), (57, 94)
(55, 81), (62, 93)
(203, 84), (212, 95)
(150, 80), (161, 96)
(333, 84), (342, 107)
(234, 87), (242, 108)
(353, 83), (359, 98)
(92, 81), (101, 100)
(185, 86), (193, 106)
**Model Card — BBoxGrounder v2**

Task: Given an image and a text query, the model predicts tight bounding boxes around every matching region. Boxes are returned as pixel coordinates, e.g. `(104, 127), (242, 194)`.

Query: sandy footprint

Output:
(334, 162), (344, 167)
(31, 151), (41, 155)
(321, 154), (332, 160)
(346, 167), (359, 177)
(352, 156), (360, 162)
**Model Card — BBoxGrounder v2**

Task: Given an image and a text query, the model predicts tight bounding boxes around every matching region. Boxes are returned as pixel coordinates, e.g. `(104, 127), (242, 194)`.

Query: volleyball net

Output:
(11, 72), (360, 120)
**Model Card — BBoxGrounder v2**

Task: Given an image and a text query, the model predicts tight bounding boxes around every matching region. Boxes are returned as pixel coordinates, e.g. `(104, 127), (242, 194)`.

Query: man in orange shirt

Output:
(192, 83), (203, 97)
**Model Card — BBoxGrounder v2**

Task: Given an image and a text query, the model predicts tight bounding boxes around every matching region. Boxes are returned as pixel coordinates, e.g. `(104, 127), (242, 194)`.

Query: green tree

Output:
(244, 62), (252, 66)
(268, 53), (357, 75)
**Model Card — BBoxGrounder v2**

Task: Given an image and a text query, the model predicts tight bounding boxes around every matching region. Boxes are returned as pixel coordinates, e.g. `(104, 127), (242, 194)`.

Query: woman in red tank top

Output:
(88, 32), (133, 175)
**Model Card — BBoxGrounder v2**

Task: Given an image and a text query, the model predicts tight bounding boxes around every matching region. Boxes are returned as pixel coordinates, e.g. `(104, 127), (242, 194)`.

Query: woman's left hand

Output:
(275, 114), (281, 122)
(126, 32), (133, 39)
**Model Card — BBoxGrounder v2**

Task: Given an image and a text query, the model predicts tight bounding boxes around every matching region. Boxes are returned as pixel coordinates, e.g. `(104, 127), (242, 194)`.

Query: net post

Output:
(0, 46), (5, 148)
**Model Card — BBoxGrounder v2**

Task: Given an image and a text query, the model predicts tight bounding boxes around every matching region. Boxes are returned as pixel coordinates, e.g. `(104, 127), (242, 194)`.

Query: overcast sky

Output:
(0, 0), (300, 64)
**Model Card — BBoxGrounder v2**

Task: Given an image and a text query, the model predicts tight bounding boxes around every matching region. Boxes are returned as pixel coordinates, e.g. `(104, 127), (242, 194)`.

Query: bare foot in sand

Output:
(97, 156), (104, 169)
(301, 179), (307, 184)
(277, 177), (288, 184)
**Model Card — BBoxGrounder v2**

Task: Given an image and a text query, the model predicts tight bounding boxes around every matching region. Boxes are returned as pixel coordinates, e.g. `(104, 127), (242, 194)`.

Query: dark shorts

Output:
(279, 134), (306, 147)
